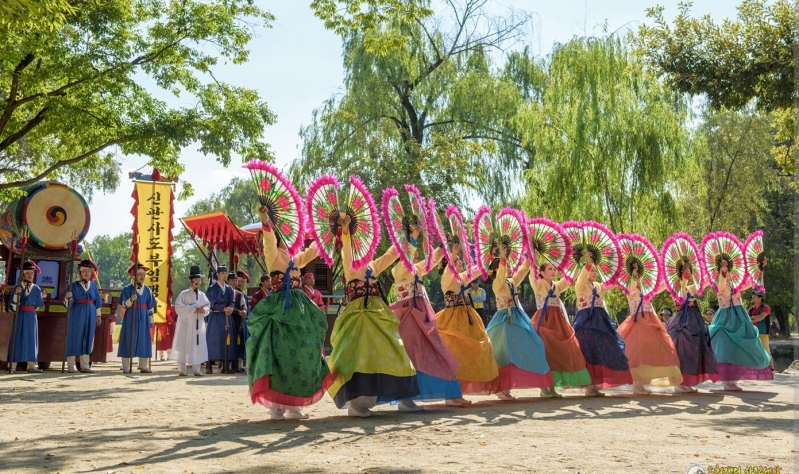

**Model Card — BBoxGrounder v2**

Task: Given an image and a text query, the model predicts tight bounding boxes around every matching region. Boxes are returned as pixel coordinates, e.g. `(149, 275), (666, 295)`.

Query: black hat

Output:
(236, 270), (250, 283)
(216, 265), (228, 274)
(22, 260), (41, 274)
(78, 259), (97, 270)
(752, 289), (765, 298)
(189, 265), (202, 279)
(127, 262), (149, 276)
(660, 308), (672, 316)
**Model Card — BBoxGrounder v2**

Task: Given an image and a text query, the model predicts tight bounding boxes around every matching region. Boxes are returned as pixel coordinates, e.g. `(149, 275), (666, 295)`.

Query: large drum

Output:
(1, 182), (90, 254)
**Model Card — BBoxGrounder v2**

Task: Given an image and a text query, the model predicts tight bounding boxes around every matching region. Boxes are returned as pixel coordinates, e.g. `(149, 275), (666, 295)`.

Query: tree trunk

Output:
(773, 305), (791, 338)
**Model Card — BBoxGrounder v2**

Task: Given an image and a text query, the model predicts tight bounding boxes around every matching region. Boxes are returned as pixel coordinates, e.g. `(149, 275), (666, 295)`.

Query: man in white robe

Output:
(170, 266), (210, 376)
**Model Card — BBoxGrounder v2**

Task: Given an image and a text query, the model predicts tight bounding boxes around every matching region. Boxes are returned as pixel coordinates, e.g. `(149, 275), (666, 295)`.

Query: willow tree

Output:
(293, 0), (532, 207)
(512, 36), (690, 241)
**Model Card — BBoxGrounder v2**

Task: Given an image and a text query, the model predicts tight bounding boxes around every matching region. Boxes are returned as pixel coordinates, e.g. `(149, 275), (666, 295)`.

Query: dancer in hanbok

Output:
(327, 214), (419, 416)
(615, 263), (682, 394)
(171, 266), (210, 376)
(708, 258), (773, 390)
(486, 246), (553, 400)
(572, 256), (633, 395)
(247, 206), (331, 420)
(390, 228), (462, 406)
(529, 262), (592, 396)
(435, 241), (500, 401)
(661, 232), (719, 394)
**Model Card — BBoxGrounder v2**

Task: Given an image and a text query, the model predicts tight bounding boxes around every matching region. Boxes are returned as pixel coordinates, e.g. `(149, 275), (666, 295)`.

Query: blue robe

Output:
(205, 282), (236, 361)
(235, 290), (250, 360)
(66, 280), (103, 357)
(7, 283), (43, 362)
(117, 284), (156, 358)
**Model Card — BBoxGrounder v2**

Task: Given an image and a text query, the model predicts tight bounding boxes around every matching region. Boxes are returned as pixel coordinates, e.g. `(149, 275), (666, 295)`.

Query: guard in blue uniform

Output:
(7, 261), (44, 373)
(65, 259), (103, 373)
(233, 270), (250, 373)
(117, 263), (156, 373)
(205, 266), (236, 374)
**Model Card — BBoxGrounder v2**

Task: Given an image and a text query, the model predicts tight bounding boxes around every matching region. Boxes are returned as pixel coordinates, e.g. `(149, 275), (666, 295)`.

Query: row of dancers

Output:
(241, 207), (773, 420)
(4, 214), (772, 422)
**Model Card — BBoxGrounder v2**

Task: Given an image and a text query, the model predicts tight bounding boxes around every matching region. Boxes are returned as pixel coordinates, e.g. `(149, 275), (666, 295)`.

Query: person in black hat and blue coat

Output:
(8, 260), (44, 372)
(117, 262), (156, 373)
(205, 265), (235, 374)
(64, 259), (103, 373)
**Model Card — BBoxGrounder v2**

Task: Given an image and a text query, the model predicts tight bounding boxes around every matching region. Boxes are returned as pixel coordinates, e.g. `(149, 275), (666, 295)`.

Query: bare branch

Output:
(0, 53), (35, 137)
(0, 106), (49, 151)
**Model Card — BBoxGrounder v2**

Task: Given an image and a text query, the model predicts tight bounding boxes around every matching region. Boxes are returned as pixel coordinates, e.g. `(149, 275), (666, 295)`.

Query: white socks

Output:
(122, 358), (148, 371)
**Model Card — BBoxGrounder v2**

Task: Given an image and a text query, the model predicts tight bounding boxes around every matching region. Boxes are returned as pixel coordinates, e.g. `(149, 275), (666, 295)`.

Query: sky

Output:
(85, 0), (741, 240)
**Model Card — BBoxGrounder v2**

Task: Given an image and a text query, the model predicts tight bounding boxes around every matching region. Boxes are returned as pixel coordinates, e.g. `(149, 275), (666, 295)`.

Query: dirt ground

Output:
(0, 353), (795, 474)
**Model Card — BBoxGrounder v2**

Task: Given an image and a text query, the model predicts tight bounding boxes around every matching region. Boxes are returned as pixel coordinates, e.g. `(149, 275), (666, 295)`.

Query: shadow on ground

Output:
(1, 382), (794, 473)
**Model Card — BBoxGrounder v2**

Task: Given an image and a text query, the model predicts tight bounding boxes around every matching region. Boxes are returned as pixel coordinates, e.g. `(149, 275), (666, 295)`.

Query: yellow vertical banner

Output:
(134, 181), (174, 324)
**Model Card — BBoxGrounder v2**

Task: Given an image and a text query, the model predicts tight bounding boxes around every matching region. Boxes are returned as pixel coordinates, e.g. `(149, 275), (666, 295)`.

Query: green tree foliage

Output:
(84, 232), (132, 289)
(311, 0), (433, 54)
(0, 0), (76, 31)
(636, 0), (796, 177)
(636, 0), (794, 112)
(677, 106), (776, 236)
(759, 184), (794, 336)
(0, 0), (276, 202)
(294, 0), (532, 207)
(513, 36), (690, 242)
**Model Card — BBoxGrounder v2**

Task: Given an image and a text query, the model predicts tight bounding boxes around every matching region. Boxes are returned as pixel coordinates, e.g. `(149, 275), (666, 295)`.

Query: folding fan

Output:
(527, 217), (571, 280)
(744, 230), (765, 292)
(244, 160), (305, 257)
(617, 233), (661, 301)
(381, 187), (415, 273)
(700, 231), (746, 294)
(660, 232), (704, 305)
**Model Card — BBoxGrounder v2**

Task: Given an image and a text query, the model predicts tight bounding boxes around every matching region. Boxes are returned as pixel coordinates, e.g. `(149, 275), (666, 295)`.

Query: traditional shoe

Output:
(193, 372), (204, 377)
(539, 387), (554, 398)
(68, 367), (77, 374)
(284, 409), (310, 420)
(139, 368), (152, 374)
(496, 391), (515, 401)
(674, 385), (698, 393)
(550, 389), (563, 398)
(585, 388), (605, 397)
(398, 400), (423, 412)
(27, 367), (42, 373)
(632, 382), (651, 395)
(206, 367), (213, 375)
(178, 372), (187, 376)
(456, 397), (473, 406)
(348, 407), (372, 418)
(79, 368), (96, 374)
(722, 382), (742, 392)
(270, 408), (285, 421)
(445, 399), (464, 407)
